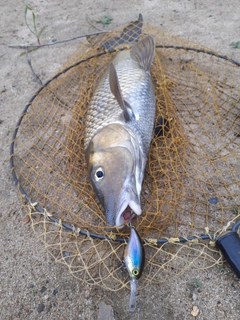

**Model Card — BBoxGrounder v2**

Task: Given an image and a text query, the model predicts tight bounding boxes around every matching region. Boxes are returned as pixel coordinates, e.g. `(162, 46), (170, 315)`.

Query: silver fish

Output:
(85, 35), (156, 227)
(124, 226), (144, 312)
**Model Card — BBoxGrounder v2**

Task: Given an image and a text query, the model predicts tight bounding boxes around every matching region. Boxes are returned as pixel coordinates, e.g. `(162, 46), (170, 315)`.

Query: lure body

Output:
(124, 227), (144, 312)
(124, 227), (143, 279)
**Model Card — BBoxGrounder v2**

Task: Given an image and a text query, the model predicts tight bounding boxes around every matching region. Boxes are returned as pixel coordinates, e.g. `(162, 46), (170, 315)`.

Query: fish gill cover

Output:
(10, 16), (240, 290)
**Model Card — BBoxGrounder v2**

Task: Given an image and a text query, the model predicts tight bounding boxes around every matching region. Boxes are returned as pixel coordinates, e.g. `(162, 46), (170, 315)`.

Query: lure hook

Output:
(127, 210), (135, 228)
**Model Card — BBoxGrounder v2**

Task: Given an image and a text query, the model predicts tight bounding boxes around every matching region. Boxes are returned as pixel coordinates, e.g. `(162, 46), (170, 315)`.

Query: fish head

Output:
(86, 124), (142, 228)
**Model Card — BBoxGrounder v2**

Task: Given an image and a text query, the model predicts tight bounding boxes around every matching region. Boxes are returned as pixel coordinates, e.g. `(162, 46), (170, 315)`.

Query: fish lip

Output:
(115, 199), (142, 228)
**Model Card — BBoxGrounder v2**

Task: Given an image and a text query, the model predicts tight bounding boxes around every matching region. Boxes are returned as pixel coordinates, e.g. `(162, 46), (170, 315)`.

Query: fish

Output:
(84, 35), (156, 228)
(124, 226), (144, 312)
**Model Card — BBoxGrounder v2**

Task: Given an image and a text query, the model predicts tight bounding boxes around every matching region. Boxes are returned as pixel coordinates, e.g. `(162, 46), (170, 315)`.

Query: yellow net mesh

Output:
(10, 21), (240, 290)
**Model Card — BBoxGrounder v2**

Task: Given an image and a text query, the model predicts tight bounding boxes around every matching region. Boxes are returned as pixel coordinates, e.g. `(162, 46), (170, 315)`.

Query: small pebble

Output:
(62, 251), (70, 257)
(37, 303), (45, 313)
(52, 289), (58, 295)
(40, 286), (47, 293)
(97, 301), (115, 320)
(191, 305), (199, 317)
(24, 306), (29, 313)
(192, 293), (198, 301)
(208, 197), (218, 204)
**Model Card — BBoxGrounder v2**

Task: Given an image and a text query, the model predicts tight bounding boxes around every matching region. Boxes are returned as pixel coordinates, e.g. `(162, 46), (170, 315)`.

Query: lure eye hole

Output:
(94, 167), (104, 181)
(132, 268), (139, 277)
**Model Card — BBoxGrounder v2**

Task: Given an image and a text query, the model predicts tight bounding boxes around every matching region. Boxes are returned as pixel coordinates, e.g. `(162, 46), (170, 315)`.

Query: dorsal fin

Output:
(109, 62), (134, 122)
(130, 35), (155, 72)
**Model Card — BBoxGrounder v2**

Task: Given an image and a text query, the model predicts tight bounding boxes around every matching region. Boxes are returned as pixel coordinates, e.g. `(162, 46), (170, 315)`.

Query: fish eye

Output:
(132, 268), (139, 276)
(94, 167), (104, 181)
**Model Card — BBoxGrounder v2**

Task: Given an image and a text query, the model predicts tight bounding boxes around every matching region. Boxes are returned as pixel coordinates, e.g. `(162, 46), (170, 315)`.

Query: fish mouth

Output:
(116, 200), (142, 228)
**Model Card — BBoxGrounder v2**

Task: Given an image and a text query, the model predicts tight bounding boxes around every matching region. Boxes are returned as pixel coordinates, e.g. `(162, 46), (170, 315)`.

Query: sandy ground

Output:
(1, 0), (240, 319)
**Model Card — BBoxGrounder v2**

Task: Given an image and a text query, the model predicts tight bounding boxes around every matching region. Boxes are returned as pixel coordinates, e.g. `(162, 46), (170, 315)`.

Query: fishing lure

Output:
(124, 226), (144, 312)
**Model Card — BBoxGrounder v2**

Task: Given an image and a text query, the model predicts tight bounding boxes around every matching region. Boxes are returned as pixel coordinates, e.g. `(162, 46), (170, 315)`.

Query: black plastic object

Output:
(216, 222), (240, 278)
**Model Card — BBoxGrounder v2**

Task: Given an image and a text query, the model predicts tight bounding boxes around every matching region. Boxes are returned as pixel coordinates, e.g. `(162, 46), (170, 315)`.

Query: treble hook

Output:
(127, 210), (134, 228)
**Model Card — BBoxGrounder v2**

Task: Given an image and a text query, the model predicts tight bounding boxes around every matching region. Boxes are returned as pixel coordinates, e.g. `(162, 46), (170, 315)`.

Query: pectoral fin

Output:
(109, 62), (134, 121)
(130, 35), (155, 72)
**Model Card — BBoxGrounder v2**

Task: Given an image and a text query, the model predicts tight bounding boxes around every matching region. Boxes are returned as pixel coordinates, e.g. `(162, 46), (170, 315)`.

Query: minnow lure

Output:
(124, 226), (144, 312)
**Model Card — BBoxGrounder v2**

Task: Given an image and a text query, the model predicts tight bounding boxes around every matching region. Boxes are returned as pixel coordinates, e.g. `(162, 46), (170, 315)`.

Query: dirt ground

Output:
(1, 0), (240, 319)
